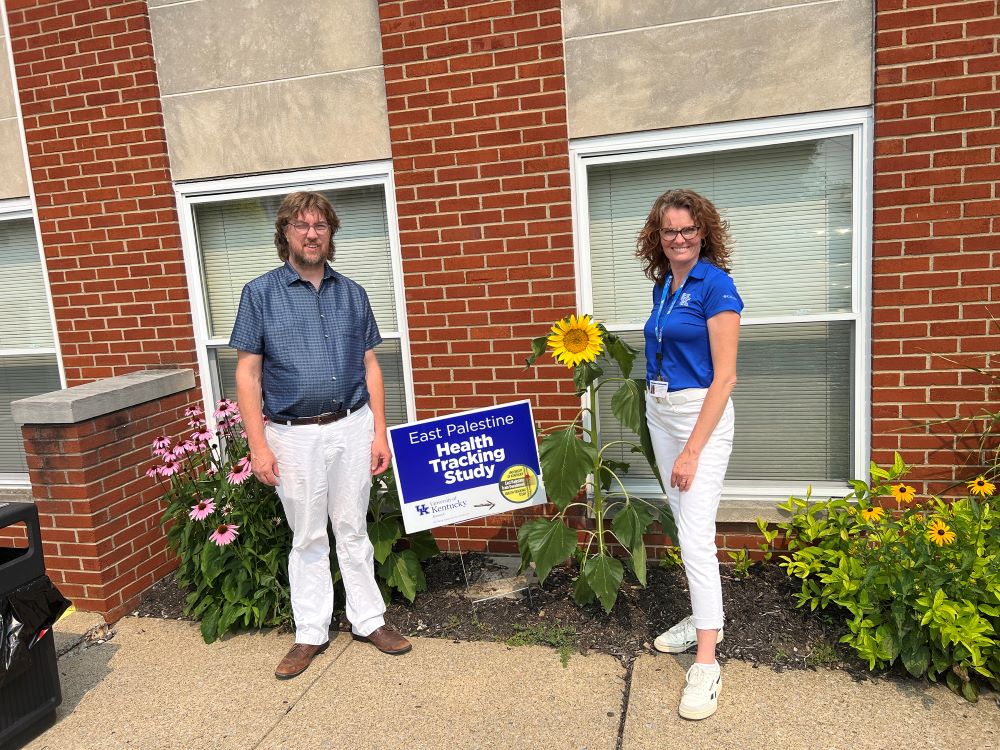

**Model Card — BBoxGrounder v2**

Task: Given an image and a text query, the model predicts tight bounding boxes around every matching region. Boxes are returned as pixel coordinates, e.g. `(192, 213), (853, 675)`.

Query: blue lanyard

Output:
(653, 275), (687, 345)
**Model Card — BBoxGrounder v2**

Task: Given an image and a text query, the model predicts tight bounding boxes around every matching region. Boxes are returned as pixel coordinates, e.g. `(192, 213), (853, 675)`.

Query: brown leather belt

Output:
(275, 399), (367, 426)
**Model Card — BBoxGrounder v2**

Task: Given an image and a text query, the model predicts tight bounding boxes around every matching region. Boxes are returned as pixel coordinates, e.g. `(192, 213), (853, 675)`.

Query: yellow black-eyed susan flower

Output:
(927, 519), (956, 547)
(890, 483), (917, 504)
(967, 476), (996, 498)
(860, 506), (885, 523)
(547, 314), (603, 368)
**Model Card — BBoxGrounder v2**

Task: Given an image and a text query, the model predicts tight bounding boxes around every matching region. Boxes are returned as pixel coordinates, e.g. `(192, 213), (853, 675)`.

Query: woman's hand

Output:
(671, 450), (700, 492)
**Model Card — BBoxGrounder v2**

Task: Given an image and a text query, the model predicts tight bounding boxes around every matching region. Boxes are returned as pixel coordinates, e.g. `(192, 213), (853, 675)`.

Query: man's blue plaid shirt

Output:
(229, 262), (382, 421)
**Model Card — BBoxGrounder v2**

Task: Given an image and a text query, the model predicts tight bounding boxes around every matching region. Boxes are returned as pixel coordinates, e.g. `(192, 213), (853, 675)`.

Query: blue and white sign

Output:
(388, 400), (546, 533)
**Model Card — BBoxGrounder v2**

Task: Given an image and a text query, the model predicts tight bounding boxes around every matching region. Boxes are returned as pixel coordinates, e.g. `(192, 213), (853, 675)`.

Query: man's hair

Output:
(273, 191), (342, 262)
(635, 188), (733, 285)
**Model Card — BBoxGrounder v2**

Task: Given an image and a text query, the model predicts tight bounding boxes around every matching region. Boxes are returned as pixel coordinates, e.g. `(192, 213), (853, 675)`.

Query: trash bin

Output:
(0, 501), (70, 749)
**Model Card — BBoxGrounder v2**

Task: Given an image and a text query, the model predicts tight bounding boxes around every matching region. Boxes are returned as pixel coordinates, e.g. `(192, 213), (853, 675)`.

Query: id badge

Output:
(648, 379), (669, 398)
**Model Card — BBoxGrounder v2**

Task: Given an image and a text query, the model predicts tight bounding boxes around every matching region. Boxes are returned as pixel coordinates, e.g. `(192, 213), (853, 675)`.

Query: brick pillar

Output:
(5, 0), (196, 385)
(377, 0), (580, 552)
(13, 370), (196, 622)
(872, 1), (1000, 494)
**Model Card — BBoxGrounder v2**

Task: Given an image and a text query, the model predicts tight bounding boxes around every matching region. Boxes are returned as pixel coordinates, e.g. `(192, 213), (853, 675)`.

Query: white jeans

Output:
(646, 389), (734, 631)
(266, 405), (385, 644)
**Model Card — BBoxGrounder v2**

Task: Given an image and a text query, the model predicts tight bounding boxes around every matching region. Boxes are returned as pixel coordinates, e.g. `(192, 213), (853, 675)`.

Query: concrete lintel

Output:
(11, 369), (195, 425)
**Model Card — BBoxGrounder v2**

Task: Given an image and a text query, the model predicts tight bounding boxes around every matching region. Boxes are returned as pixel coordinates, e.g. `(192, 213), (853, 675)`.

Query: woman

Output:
(636, 189), (742, 720)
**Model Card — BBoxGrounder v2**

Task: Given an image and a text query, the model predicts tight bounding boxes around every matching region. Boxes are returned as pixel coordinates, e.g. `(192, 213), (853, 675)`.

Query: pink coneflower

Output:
(160, 458), (180, 477)
(227, 455), (252, 484)
(152, 436), (172, 456)
(214, 399), (238, 420)
(188, 417), (206, 429)
(205, 464), (218, 477)
(222, 502), (233, 516)
(190, 425), (213, 444)
(184, 405), (203, 418)
(145, 465), (161, 479)
(209, 523), (239, 546)
(172, 440), (197, 458)
(188, 497), (216, 521)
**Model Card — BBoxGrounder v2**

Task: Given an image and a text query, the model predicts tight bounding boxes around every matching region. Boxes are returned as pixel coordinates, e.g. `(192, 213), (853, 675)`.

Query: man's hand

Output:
(251, 444), (281, 486)
(371, 432), (392, 475)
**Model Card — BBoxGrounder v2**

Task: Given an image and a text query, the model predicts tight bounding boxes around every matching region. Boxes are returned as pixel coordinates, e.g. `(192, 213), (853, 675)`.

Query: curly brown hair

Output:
(273, 191), (341, 262)
(635, 188), (733, 285)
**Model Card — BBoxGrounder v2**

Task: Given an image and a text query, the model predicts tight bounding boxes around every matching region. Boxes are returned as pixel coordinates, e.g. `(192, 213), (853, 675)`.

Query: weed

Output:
(505, 623), (577, 667)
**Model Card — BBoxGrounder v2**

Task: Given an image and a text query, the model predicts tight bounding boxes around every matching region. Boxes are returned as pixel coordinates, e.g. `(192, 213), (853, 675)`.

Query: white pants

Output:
(266, 405), (385, 644)
(646, 389), (734, 631)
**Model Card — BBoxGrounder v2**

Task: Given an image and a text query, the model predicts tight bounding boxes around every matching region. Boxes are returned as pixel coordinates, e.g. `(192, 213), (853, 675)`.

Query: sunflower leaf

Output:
(611, 378), (645, 435)
(519, 518), (578, 582)
(584, 553), (624, 613)
(573, 361), (603, 395)
(539, 426), (597, 508)
(603, 331), (637, 379)
(526, 334), (549, 368)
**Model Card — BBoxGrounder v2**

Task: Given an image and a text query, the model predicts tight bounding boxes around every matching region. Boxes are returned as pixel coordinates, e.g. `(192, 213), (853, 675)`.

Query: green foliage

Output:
(727, 548), (753, 579)
(521, 318), (675, 613)
(156, 401), (437, 644)
(776, 452), (1000, 700)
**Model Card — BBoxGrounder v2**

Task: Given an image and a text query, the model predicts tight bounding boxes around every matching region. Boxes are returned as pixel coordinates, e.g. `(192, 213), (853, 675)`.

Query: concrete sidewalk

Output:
(16, 613), (1000, 750)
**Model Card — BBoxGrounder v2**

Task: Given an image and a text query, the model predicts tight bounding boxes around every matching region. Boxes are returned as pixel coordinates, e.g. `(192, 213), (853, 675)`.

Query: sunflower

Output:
(890, 483), (917, 504)
(967, 476), (996, 498)
(547, 314), (603, 368)
(927, 519), (956, 547)
(860, 506), (885, 523)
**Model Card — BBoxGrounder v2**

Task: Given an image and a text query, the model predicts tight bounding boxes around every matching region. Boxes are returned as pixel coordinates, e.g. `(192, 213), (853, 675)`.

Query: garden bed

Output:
(136, 553), (868, 677)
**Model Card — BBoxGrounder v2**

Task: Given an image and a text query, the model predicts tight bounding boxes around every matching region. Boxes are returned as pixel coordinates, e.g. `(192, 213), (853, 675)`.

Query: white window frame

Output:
(174, 163), (415, 427)
(0, 197), (66, 487)
(569, 108), (873, 503)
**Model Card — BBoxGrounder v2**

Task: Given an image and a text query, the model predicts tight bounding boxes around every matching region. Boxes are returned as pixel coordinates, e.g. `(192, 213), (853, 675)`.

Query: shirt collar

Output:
(280, 261), (338, 286)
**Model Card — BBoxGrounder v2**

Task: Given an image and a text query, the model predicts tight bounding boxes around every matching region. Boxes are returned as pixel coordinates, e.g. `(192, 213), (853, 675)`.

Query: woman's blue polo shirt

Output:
(643, 259), (743, 390)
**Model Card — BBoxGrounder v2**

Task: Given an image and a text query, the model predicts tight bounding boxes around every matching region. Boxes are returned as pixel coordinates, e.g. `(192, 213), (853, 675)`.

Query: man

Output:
(231, 191), (411, 680)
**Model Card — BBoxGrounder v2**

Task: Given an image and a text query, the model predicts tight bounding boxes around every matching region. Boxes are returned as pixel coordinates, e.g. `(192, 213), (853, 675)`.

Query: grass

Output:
(505, 623), (577, 667)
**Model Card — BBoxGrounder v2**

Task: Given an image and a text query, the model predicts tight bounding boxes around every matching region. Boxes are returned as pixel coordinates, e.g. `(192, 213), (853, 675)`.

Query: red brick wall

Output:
(20, 390), (194, 621)
(872, 0), (1000, 494)
(5, 0), (196, 386)
(378, 0), (581, 551)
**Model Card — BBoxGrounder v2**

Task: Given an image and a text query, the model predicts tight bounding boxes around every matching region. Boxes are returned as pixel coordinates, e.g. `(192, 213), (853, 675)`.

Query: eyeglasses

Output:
(287, 221), (331, 234)
(659, 226), (700, 241)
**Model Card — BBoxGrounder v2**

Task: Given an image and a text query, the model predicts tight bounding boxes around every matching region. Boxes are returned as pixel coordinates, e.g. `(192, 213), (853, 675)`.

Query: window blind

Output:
(0, 219), (54, 349)
(195, 185), (397, 339)
(587, 135), (856, 485)
(0, 354), (60, 473)
(588, 136), (853, 324)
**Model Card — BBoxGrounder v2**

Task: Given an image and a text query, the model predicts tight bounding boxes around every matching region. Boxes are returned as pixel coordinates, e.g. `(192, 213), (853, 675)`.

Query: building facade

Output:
(0, 0), (997, 613)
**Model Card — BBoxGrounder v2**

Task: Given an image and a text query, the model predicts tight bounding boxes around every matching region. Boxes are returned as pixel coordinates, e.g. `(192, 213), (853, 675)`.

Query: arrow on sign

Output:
(474, 501), (496, 510)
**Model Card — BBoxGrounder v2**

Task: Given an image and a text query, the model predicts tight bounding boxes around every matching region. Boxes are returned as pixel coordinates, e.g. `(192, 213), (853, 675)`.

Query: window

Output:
(572, 110), (871, 499)
(176, 165), (412, 427)
(0, 204), (62, 483)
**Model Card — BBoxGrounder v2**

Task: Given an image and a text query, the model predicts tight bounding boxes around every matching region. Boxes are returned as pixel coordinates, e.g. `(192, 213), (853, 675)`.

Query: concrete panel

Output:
(0, 118), (27, 199)
(566, 0), (873, 139)
(149, 0), (383, 95)
(564, 0), (814, 37)
(162, 69), (391, 181)
(262, 637), (623, 750)
(0, 35), (16, 119)
(623, 655), (1000, 749)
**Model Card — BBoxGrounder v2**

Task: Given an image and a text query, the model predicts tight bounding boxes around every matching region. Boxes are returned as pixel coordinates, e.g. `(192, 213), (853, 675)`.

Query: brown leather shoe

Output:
(352, 625), (412, 655)
(274, 641), (329, 680)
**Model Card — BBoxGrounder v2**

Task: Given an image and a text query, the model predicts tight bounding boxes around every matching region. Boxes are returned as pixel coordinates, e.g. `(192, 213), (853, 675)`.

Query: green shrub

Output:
(152, 401), (437, 643)
(776, 452), (1000, 700)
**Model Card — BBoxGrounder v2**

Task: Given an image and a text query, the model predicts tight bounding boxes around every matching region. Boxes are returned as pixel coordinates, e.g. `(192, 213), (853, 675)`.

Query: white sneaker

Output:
(678, 662), (721, 720)
(653, 616), (724, 654)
